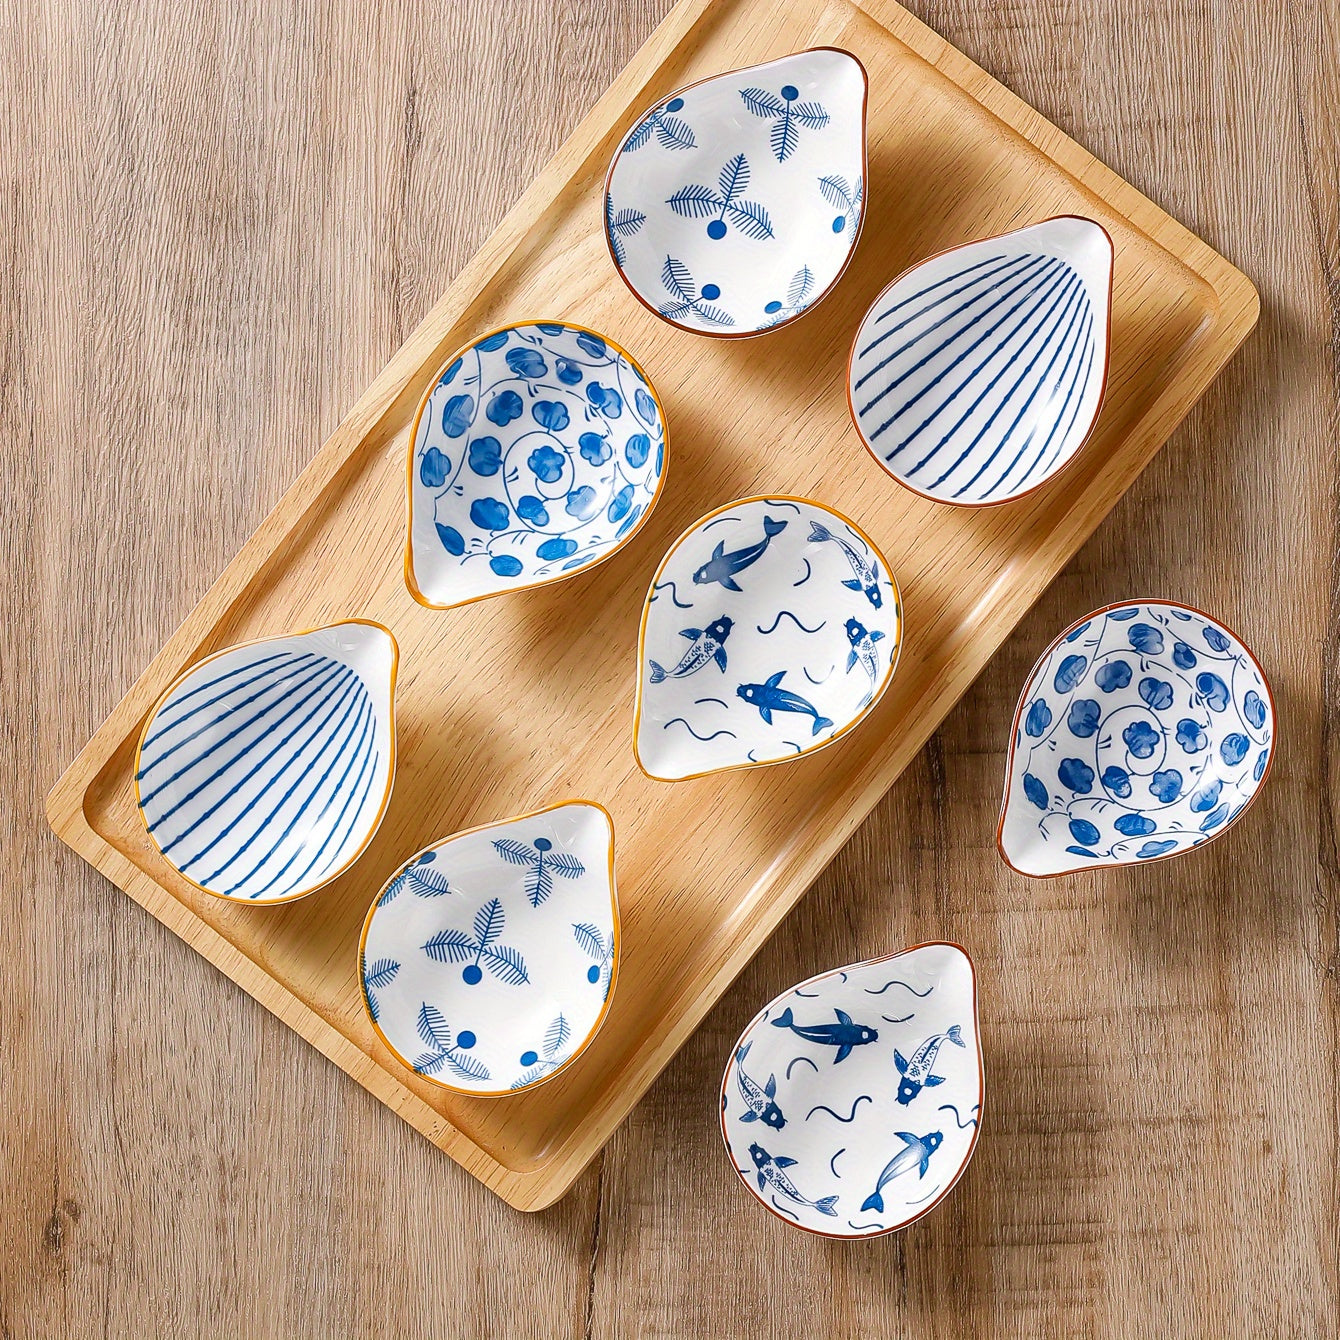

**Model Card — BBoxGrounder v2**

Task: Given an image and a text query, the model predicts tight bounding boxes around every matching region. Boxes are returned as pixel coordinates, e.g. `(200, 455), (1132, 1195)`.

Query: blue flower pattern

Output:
(411, 324), (665, 605)
(1005, 605), (1272, 871)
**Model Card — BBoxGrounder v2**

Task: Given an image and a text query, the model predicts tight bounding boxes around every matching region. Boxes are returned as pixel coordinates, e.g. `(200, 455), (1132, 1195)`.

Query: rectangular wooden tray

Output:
(46, 0), (1257, 1209)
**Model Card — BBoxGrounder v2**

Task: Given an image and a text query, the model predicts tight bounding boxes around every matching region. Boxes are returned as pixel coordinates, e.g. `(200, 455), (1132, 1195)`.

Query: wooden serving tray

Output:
(46, 0), (1257, 1209)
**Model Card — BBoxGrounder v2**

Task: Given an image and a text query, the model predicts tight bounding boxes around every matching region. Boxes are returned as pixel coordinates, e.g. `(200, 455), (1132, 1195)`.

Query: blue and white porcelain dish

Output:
(359, 801), (619, 1096)
(604, 48), (867, 337)
(634, 496), (901, 781)
(405, 321), (668, 609)
(134, 619), (398, 904)
(721, 942), (981, 1238)
(848, 215), (1114, 505)
(998, 601), (1275, 877)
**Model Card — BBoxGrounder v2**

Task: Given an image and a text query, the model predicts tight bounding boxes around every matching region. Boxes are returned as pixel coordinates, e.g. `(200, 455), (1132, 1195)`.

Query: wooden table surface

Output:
(3, 1), (1336, 1335)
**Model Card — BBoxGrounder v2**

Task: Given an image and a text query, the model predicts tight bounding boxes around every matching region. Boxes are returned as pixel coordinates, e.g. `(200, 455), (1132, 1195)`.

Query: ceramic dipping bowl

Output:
(359, 801), (619, 1096)
(634, 496), (901, 781)
(721, 942), (981, 1238)
(999, 601), (1274, 877)
(405, 321), (668, 609)
(604, 47), (867, 337)
(134, 619), (398, 904)
(848, 215), (1114, 505)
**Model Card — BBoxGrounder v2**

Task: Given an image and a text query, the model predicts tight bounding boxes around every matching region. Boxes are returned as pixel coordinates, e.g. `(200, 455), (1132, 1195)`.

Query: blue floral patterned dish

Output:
(134, 620), (398, 904)
(605, 48), (867, 337)
(721, 942), (981, 1237)
(634, 496), (901, 780)
(998, 601), (1275, 876)
(848, 216), (1113, 505)
(359, 801), (618, 1095)
(405, 322), (668, 609)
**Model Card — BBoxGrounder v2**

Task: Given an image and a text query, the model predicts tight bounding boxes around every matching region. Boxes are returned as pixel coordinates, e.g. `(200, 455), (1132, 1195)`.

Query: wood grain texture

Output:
(42, 0), (1260, 1209)
(3, 0), (1337, 1336)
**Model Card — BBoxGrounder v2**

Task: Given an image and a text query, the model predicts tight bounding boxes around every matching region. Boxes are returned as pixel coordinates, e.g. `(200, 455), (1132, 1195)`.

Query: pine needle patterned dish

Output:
(998, 601), (1274, 876)
(634, 496), (901, 780)
(848, 216), (1114, 505)
(133, 620), (398, 905)
(604, 48), (867, 336)
(405, 321), (668, 609)
(359, 802), (619, 1095)
(720, 942), (981, 1237)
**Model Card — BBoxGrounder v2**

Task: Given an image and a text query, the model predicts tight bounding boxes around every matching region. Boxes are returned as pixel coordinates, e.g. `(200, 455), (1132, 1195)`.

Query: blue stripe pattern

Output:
(851, 243), (1101, 503)
(138, 649), (382, 901)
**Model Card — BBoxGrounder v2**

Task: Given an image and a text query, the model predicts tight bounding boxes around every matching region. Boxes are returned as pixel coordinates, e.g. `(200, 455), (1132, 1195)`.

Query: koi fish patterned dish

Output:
(720, 942), (981, 1237)
(359, 801), (619, 1095)
(134, 620), (398, 904)
(634, 496), (901, 781)
(999, 601), (1274, 877)
(406, 321), (668, 609)
(848, 216), (1113, 505)
(604, 48), (867, 337)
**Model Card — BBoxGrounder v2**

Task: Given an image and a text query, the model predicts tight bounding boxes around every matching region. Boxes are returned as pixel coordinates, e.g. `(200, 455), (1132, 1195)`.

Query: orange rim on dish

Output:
(403, 320), (671, 610)
(357, 798), (622, 1097)
(631, 494), (903, 783)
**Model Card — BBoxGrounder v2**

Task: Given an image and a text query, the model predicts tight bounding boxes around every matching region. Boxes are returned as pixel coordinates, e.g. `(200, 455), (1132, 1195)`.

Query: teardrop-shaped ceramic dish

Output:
(359, 801), (619, 1096)
(134, 619), (398, 904)
(605, 48), (868, 337)
(634, 496), (901, 781)
(405, 321), (668, 609)
(998, 600), (1275, 877)
(721, 942), (981, 1237)
(848, 215), (1114, 505)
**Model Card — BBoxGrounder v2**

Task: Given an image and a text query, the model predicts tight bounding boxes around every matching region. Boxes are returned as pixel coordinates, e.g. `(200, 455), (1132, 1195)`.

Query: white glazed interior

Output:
(849, 216), (1113, 504)
(721, 943), (981, 1237)
(135, 621), (397, 903)
(606, 48), (866, 336)
(360, 802), (617, 1096)
(407, 322), (667, 608)
(635, 497), (901, 780)
(999, 601), (1274, 876)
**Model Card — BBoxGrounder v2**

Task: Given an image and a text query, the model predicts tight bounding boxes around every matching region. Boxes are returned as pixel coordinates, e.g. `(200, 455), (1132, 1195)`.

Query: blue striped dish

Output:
(848, 216), (1113, 506)
(134, 620), (398, 904)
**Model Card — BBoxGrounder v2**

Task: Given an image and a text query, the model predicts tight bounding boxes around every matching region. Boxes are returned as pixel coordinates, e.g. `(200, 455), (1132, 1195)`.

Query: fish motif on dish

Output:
(770, 1006), (877, 1063)
(859, 1130), (944, 1213)
(359, 802), (618, 1095)
(998, 601), (1274, 876)
(894, 1025), (965, 1105)
(734, 1041), (787, 1129)
(604, 49), (867, 336)
(721, 943), (981, 1237)
(648, 616), (734, 683)
(635, 497), (901, 781)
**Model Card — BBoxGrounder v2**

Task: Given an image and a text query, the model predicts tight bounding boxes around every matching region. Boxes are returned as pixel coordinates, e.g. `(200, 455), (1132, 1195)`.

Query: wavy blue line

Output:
(863, 979), (933, 997)
(783, 741), (804, 754)
(793, 988), (820, 998)
(702, 514), (740, 531)
(907, 1183), (942, 1205)
(664, 717), (735, 742)
(829, 1147), (845, 1179)
(793, 558), (812, 587)
(785, 1055), (819, 1080)
(693, 697), (729, 708)
(652, 580), (693, 608)
(881, 1013), (915, 1024)
(757, 610), (825, 636)
(806, 1094), (872, 1124)
(938, 1102), (980, 1130)
(846, 1219), (883, 1232)
(760, 499), (802, 513)
(769, 1195), (800, 1222)
(803, 664), (834, 685)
